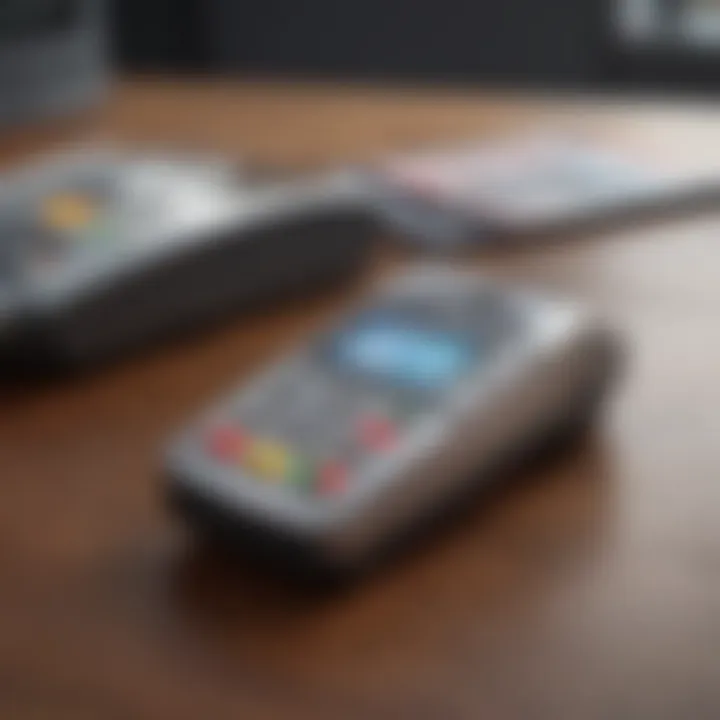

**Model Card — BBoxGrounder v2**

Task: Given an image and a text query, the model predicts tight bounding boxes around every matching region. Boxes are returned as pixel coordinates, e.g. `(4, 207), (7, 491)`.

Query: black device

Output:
(0, 149), (376, 369)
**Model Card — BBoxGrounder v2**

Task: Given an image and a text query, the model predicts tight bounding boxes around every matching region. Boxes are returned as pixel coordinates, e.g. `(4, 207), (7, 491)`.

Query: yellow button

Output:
(244, 440), (291, 481)
(41, 194), (100, 233)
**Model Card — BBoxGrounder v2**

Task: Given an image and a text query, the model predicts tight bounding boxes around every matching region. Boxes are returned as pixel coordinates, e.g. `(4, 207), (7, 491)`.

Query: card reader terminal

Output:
(167, 265), (622, 573)
(0, 149), (375, 368)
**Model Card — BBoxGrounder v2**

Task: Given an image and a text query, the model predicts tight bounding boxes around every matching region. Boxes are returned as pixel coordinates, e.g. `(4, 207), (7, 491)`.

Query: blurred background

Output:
(6, 0), (720, 129)
(110, 0), (720, 91)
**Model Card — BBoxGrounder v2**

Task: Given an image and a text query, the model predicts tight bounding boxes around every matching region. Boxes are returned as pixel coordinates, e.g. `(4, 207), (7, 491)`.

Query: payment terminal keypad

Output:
(199, 286), (521, 500)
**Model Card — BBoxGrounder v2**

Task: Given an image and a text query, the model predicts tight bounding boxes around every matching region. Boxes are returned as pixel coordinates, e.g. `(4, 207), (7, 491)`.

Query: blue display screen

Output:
(331, 318), (474, 390)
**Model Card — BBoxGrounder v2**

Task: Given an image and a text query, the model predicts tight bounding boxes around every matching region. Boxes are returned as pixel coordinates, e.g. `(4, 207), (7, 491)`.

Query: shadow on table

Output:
(164, 430), (617, 639)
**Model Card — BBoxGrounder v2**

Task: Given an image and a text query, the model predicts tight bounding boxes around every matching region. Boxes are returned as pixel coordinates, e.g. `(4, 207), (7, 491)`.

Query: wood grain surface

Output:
(0, 81), (719, 720)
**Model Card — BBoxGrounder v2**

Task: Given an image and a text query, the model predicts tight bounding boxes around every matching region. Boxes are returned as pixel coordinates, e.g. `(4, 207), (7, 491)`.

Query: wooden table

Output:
(1, 81), (719, 720)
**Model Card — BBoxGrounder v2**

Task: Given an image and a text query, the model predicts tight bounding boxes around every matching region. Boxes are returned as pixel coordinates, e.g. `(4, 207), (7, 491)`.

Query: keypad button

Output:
(357, 414), (399, 453)
(244, 439), (291, 482)
(317, 461), (349, 497)
(289, 456), (317, 492)
(207, 426), (247, 463)
(40, 193), (100, 233)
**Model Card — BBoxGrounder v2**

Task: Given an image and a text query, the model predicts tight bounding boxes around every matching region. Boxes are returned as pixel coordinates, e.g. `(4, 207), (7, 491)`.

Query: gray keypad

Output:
(205, 288), (522, 499)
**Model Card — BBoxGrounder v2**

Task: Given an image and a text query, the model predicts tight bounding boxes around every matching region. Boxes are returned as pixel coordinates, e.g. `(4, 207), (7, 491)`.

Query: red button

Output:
(207, 426), (247, 462)
(317, 461), (349, 497)
(358, 415), (398, 452)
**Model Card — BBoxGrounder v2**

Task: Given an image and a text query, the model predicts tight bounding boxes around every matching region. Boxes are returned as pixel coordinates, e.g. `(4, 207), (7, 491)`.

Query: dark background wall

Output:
(111, 0), (205, 73)
(111, 0), (612, 88)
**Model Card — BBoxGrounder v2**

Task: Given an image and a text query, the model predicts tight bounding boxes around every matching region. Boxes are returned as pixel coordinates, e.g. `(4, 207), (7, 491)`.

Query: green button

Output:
(290, 456), (316, 492)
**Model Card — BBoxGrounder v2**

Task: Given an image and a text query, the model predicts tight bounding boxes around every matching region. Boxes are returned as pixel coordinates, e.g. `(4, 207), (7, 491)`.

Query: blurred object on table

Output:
(372, 128), (720, 250)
